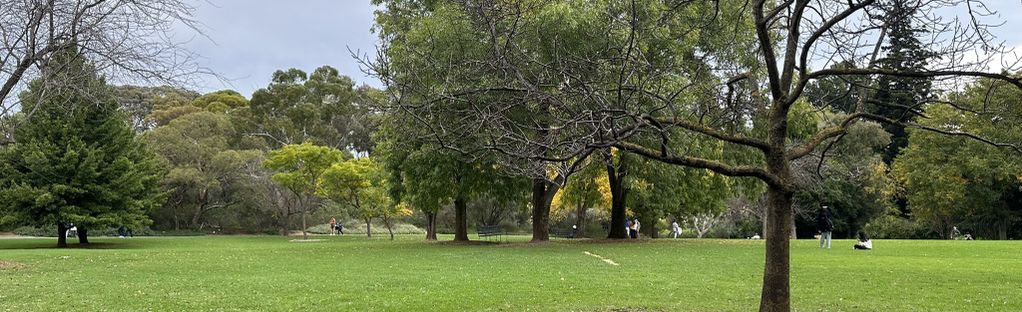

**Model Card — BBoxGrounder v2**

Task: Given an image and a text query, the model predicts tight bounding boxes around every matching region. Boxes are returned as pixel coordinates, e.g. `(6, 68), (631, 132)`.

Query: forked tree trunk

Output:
(425, 212), (438, 240)
(57, 222), (68, 248)
(531, 178), (552, 242)
(454, 196), (469, 241)
(77, 227), (89, 245)
(383, 216), (395, 241)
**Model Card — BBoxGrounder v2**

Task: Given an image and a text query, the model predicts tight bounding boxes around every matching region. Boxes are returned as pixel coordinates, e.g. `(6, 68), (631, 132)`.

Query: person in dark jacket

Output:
(816, 205), (834, 249)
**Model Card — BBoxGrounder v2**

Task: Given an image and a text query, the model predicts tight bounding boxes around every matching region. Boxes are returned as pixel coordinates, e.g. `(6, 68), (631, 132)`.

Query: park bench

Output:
(551, 228), (576, 239)
(476, 225), (505, 241)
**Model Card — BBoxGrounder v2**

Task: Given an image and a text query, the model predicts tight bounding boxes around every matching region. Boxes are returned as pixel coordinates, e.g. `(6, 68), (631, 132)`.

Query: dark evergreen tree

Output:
(871, 0), (938, 164)
(0, 50), (164, 247)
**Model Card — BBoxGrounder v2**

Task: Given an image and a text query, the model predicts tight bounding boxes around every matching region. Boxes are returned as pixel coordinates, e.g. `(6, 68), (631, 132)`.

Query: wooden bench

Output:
(476, 225), (505, 241)
(551, 228), (576, 239)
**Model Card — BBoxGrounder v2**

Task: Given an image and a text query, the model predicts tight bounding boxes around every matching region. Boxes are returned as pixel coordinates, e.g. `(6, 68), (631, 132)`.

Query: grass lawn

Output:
(1, 235), (1019, 311)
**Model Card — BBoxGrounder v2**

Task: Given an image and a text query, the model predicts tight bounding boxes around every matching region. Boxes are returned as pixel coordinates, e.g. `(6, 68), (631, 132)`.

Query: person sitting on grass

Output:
(854, 231), (872, 250)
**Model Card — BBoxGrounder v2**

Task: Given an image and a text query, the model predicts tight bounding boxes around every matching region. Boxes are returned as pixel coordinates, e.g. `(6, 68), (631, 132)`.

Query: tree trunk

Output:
(57, 222), (68, 248)
(454, 196), (469, 241)
(606, 160), (629, 239)
(759, 185), (793, 312)
(365, 218), (372, 238)
(384, 216), (395, 241)
(300, 206), (308, 240)
(77, 227), (90, 245)
(650, 222), (658, 239)
(531, 178), (551, 242)
(789, 214), (797, 240)
(425, 212), (438, 241)
(576, 202), (587, 238)
(998, 219), (1008, 240)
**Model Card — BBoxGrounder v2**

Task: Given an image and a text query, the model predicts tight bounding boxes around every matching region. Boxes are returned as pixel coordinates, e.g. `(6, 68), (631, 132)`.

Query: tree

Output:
(371, 0), (1022, 310)
(318, 158), (397, 239)
(263, 143), (346, 240)
(111, 85), (200, 133)
(145, 111), (264, 231)
(1, 0), (206, 143)
(0, 51), (163, 247)
(248, 66), (380, 153)
(894, 77), (1022, 239)
(551, 161), (609, 238)
(870, 0), (939, 164)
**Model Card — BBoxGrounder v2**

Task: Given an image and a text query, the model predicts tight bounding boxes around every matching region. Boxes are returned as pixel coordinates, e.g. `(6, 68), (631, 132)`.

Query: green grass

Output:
(1, 235), (1019, 311)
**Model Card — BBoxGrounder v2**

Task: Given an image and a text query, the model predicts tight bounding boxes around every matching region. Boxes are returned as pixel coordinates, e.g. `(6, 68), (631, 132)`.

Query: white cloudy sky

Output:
(177, 0), (383, 96)
(176, 0), (1022, 97)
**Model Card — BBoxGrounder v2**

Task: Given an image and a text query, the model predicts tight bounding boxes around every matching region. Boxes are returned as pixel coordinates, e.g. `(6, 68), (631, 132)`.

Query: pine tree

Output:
(0, 50), (164, 247)
(871, 0), (938, 164)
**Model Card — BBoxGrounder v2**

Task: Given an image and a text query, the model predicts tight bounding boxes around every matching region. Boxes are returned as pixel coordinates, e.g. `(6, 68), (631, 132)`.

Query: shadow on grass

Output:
(0, 241), (142, 250)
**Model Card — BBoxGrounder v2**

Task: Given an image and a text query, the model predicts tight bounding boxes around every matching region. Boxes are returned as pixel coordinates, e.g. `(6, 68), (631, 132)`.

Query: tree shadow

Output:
(0, 241), (142, 250)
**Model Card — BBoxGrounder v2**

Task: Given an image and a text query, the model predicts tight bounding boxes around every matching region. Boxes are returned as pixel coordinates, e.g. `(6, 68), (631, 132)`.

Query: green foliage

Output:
(0, 52), (163, 234)
(306, 221), (424, 235)
(317, 158), (394, 221)
(893, 77), (1022, 239)
(145, 110), (266, 230)
(864, 215), (933, 239)
(264, 143), (347, 196)
(248, 66), (380, 152)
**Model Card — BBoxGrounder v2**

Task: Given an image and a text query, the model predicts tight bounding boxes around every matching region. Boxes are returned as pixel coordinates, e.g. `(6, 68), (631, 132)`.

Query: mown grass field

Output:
(1, 235), (1019, 311)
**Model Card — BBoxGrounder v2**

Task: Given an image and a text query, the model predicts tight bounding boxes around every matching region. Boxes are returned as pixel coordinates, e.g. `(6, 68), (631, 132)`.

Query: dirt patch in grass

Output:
(0, 260), (28, 270)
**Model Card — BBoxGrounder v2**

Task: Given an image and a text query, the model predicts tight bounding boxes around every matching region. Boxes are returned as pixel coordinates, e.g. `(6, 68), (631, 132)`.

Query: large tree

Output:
(0, 51), (163, 247)
(371, 0), (1022, 310)
(894, 77), (1022, 240)
(247, 66), (380, 153)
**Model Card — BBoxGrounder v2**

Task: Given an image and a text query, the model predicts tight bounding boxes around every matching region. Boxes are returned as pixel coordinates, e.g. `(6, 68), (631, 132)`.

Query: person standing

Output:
(671, 220), (681, 239)
(329, 217), (338, 235)
(625, 218), (632, 239)
(816, 205), (834, 249)
(631, 219), (641, 239)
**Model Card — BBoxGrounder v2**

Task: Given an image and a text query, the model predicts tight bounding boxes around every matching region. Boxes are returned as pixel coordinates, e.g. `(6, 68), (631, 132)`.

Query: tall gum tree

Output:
(370, 1), (1022, 310)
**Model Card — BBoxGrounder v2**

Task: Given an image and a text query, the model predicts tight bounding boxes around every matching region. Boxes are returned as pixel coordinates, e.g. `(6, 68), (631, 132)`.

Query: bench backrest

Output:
(477, 225), (501, 234)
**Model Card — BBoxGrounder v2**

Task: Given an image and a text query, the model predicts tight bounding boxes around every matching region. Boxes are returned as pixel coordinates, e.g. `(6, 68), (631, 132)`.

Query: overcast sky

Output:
(177, 0), (1022, 97)
(179, 0), (382, 97)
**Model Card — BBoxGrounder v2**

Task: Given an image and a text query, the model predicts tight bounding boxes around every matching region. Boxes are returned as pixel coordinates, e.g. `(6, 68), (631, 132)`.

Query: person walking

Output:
(631, 219), (641, 239)
(329, 217), (337, 235)
(671, 220), (681, 239)
(816, 205), (834, 249)
(625, 218), (632, 239)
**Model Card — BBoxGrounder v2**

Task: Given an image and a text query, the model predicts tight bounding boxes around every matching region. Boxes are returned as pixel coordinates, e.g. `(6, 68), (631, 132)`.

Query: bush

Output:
(865, 215), (933, 239)
(13, 225), (56, 237)
(306, 221), (425, 235)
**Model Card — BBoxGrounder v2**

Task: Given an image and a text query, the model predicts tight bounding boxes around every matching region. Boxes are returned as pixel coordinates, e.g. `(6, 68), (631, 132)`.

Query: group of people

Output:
(624, 218), (641, 239)
(328, 217), (343, 235)
(817, 205), (872, 250)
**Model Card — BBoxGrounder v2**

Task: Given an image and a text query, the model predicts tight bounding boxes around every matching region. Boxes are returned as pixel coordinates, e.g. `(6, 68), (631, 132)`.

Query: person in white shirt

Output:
(670, 221), (681, 238)
(854, 231), (872, 250)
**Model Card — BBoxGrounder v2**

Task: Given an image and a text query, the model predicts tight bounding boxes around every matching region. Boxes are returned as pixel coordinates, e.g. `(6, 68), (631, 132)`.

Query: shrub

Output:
(306, 221), (425, 235)
(13, 225), (55, 237)
(865, 215), (933, 239)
